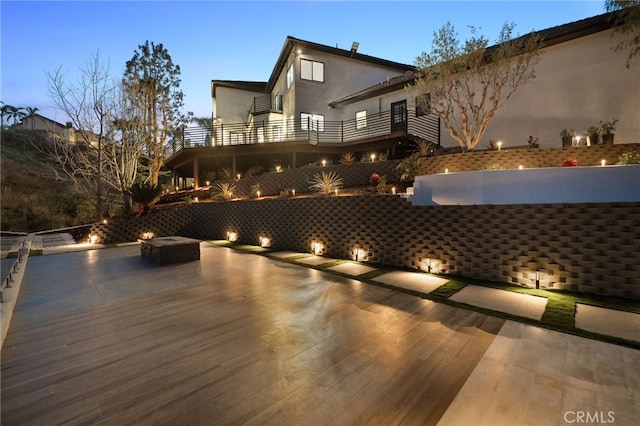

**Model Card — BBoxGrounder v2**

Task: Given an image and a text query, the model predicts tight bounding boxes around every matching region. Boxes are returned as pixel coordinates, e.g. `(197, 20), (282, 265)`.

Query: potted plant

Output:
(586, 125), (600, 145)
(560, 128), (575, 147)
(600, 118), (618, 144)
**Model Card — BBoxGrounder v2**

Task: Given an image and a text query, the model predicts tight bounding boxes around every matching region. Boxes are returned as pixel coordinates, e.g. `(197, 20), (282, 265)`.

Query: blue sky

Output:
(2, 1), (606, 123)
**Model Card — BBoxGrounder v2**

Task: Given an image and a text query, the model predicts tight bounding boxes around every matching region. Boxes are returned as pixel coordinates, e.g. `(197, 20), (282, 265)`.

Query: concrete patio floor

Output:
(1, 242), (639, 425)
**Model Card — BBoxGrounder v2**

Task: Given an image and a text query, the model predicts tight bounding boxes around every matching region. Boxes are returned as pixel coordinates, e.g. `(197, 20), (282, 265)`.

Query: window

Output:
(356, 110), (367, 130)
(286, 64), (294, 88)
(300, 59), (324, 82)
(273, 93), (282, 111)
(415, 94), (431, 117)
(301, 113), (324, 131)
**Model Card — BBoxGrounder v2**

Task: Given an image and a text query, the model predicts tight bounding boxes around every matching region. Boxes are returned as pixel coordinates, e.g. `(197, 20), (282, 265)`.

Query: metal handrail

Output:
(167, 110), (440, 156)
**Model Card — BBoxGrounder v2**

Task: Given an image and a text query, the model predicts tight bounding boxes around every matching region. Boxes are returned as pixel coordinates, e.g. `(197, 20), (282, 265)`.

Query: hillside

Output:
(1, 130), (94, 232)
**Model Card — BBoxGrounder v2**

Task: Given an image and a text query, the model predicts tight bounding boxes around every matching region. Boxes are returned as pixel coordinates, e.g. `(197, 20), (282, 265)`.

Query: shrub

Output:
(215, 182), (236, 200)
(561, 158), (578, 167)
(339, 152), (355, 165)
(309, 171), (343, 195)
(128, 182), (163, 213)
(397, 152), (420, 181)
(370, 173), (382, 186)
(617, 151), (640, 165)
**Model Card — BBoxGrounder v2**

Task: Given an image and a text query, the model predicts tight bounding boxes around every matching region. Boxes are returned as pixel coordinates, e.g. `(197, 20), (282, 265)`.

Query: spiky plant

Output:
(309, 171), (343, 195)
(128, 182), (163, 213)
(218, 167), (234, 180)
(215, 182), (236, 200)
(397, 152), (421, 182)
(412, 139), (435, 157)
(339, 152), (355, 165)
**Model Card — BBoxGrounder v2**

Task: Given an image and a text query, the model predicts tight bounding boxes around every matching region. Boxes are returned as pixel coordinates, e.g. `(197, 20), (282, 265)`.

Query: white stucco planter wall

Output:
(411, 165), (640, 205)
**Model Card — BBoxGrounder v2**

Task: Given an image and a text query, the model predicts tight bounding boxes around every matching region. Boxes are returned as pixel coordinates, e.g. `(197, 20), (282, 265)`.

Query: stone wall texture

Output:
(92, 144), (640, 299)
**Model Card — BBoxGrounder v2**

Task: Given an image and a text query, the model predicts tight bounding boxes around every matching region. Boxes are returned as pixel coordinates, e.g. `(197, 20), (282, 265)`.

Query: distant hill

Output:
(1, 129), (95, 232)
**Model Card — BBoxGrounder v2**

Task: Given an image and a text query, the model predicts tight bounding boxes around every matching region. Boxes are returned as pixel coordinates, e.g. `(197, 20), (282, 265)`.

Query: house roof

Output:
(210, 80), (268, 98)
(328, 8), (628, 108)
(22, 113), (69, 129)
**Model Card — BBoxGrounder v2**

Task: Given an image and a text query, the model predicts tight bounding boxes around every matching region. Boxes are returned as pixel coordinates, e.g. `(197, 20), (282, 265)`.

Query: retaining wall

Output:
(90, 197), (640, 299)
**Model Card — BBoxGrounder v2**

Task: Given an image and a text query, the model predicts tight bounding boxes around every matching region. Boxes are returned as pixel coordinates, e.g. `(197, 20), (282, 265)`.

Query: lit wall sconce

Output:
(311, 241), (323, 255)
(226, 231), (238, 242)
(601, 159), (606, 166)
(89, 235), (99, 244)
(497, 141), (503, 151)
(142, 232), (154, 240)
(424, 257), (432, 274)
(353, 248), (365, 262)
(259, 236), (271, 248)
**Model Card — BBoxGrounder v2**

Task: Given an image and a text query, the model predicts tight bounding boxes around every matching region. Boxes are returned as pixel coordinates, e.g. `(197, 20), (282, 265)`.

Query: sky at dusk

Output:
(2, 1), (606, 123)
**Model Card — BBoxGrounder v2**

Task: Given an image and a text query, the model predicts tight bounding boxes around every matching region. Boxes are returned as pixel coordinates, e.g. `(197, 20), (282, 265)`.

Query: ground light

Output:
(259, 236), (271, 248)
(226, 231), (238, 242)
(311, 241), (323, 255)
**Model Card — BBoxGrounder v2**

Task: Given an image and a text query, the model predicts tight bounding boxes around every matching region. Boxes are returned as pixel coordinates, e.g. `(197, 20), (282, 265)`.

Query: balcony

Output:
(168, 110), (440, 157)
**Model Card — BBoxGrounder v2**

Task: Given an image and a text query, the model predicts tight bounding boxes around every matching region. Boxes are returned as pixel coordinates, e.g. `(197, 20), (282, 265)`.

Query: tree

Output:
(606, 0), (640, 68)
(47, 51), (114, 220)
(413, 22), (542, 151)
(122, 41), (188, 185)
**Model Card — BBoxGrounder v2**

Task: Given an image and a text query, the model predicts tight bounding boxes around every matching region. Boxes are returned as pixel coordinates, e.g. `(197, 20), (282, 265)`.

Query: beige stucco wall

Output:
(213, 86), (262, 124)
(440, 28), (640, 149)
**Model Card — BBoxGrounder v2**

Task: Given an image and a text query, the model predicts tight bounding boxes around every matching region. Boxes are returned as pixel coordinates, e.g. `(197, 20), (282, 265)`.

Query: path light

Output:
(102, 219), (108, 224)
(89, 235), (99, 244)
(445, 168), (449, 174)
(334, 188), (338, 196)
(519, 165), (524, 170)
(497, 141), (503, 151)
(370, 153), (376, 162)
(292, 189), (296, 197)
(392, 187), (396, 195)
(206, 181), (210, 186)
(276, 165), (281, 172)
(257, 190), (261, 198)
(226, 231), (238, 242)
(175, 186), (179, 191)
(425, 257), (432, 274)
(142, 232), (154, 240)
(601, 159), (606, 167)
(353, 248), (365, 262)
(322, 159), (327, 167)
(237, 173), (241, 180)
(535, 269), (541, 289)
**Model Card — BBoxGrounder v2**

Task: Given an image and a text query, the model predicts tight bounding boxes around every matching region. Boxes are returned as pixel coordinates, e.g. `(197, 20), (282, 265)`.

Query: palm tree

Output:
(24, 107), (39, 130)
(128, 182), (163, 214)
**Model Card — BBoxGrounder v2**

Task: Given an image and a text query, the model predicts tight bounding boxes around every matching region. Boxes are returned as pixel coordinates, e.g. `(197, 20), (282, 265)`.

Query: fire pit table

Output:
(140, 236), (201, 265)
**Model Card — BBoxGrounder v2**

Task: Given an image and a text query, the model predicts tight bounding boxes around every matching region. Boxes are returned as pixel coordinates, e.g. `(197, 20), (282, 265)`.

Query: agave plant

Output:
(339, 152), (355, 165)
(412, 139), (435, 156)
(309, 171), (343, 195)
(128, 182), (163, 213)
(215, 182), (236, 200)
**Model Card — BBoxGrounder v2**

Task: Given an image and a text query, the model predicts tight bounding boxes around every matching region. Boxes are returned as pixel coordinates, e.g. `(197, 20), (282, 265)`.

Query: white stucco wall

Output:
(214, 86), (262, 124)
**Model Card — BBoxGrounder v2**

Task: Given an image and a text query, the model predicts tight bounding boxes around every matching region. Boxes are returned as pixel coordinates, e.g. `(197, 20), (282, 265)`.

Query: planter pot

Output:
(603, 134), (614, 145)
(562, 136), (573, 147)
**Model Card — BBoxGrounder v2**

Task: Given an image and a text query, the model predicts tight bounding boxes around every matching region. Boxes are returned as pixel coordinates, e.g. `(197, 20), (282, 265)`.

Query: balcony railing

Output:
(167, 110), (440, 157)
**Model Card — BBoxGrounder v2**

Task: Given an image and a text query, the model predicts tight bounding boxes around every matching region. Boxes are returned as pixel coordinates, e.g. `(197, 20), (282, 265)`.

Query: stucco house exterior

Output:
(15, 113), (78, 143)
(166, 8), (639, 188)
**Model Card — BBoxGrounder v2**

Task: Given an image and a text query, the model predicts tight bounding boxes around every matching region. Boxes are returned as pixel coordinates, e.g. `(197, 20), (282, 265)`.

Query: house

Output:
(15, 113), (77, 143)
(166, 8), (639, 188)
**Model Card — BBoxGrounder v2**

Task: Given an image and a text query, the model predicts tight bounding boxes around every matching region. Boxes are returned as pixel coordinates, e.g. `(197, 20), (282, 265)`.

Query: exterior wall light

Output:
(259, 236), (271, 248)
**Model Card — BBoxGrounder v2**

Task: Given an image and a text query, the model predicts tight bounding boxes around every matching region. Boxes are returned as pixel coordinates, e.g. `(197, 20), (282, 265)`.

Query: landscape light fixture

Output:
(370, 153), (376, 162)
(425, 257), (432, 274)
(519, 165), (524, 170)
(354, 248), (365, 262)
(322, 159), (327, 167)
(445, 168), (449, 174)
(292, 189), (296, 197)
(226, 231), (237, 242)
(237, 173), (241, 180)
(257, 190), (261, 198)
(259, 236), (271, 248)
(601, 159), (606, 166)
(497, 141), (503, 151)
(392, 187), (396, 195)
(535, 269), (541, 289)
(89, 235), (99, 244)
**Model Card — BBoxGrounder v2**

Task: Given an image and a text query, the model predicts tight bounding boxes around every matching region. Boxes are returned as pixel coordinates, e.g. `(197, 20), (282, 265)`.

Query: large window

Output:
(300, 59), (324, 82)
(356, 110), (367, 130)
(286, 64), (294, 88)
(301, 113), (325, 131)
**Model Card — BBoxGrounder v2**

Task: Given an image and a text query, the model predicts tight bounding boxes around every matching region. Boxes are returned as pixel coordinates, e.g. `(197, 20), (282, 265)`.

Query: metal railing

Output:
(167, 110), (440, 156)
